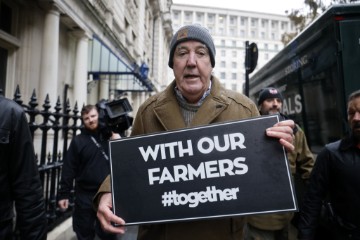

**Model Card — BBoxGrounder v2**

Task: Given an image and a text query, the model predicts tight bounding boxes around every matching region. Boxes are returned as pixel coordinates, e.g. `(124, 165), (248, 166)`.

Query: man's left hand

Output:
(266, 119), (295, 152)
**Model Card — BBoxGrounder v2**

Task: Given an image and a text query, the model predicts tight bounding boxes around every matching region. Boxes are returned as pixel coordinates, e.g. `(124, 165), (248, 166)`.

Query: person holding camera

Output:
(57, 104), (120, 240)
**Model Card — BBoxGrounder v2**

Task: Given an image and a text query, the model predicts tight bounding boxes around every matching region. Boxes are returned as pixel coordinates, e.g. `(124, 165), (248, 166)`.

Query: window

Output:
(232, 62), (237, 68)
(281, 21), (288, 30)
(264, 43), (268, 50)
(220, 72), (226, 79)
(185, 11), (192, 21)
(0, 47), (8, 92)
(240, 30), (245, 37)
(241, 17), (247, 26)
(261, 32), (265, 39)
(230, 16), (237, 25)
(251, 18), (258, 27)
(232, 51), (237, 58)
(232, 73), (237, 80)
(173, 11), (180, 20)
(271, 20), (278, 29)
(219, 27), (224, 35)
(261, 19), (268, 28)
(196, 13), (204, 23)
(207, 26), (214, 34)
(231, 83), (237, 91)
(230, 28), (236, 36)
(0, 1), (13, 34)
(221, 50), (226, 57)
(208, 14), (215, 23)
(232, 40), (236, 47)
(218, 15), (225, 25)
(221, 61), (226, 68)
(221, 40), (225, 46)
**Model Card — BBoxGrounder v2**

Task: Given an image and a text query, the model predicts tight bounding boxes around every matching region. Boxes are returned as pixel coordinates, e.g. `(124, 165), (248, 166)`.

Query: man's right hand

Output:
(97, 192), (126, 234)
(58, 199), (69, 211)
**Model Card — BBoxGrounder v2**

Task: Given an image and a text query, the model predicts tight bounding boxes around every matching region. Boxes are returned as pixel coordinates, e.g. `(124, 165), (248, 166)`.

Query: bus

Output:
(249, 4), (360, 153)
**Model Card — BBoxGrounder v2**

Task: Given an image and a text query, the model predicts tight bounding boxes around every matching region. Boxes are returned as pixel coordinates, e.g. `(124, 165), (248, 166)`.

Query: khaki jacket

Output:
(96, 76), (260, 240)
(247, 125), (315, 230)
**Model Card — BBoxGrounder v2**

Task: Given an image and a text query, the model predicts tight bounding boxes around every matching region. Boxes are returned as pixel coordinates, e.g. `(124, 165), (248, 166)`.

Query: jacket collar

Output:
(340, 133), (359, 151)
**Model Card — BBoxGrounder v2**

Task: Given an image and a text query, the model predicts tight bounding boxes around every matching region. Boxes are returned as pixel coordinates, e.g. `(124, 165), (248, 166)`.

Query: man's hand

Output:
(58, 199), (69, 211)
(97, 192), (126, 234)
(266, 119), (295, 152)
(110, 132), (121, 140)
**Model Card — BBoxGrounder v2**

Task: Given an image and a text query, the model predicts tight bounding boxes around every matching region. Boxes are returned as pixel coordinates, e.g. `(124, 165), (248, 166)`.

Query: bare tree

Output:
(281, 0), (360, 45)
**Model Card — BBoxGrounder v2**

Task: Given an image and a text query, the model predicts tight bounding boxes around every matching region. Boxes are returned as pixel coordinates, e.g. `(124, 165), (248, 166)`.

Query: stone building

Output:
(0, 0), (173, 116)
(171, 4), (294, 92)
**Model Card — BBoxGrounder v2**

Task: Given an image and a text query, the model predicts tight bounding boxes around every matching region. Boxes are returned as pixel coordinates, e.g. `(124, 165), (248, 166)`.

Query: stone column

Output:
(39, 6), (60, 105)
(72, 30), (89, 107)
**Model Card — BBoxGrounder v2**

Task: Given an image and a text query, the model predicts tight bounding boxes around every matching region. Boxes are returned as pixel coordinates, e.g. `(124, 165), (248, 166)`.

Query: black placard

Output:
(109, 115), (297, 225)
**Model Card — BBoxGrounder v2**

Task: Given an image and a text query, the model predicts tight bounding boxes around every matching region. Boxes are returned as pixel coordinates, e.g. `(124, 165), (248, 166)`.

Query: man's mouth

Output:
(184, 74), (199, 79)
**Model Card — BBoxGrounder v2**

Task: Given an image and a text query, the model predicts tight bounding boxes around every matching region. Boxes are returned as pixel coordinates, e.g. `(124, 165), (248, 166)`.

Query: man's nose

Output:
(186, 52), (196, 66)
(272, 100), (279, 106)
(354, 111), (360, 120)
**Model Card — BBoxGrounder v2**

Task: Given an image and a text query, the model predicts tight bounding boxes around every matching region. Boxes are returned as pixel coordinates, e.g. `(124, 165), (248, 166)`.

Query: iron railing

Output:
(13, 85), (82, 231)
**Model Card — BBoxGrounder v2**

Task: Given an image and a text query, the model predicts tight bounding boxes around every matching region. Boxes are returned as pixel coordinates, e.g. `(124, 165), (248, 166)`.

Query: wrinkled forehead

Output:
(175, 40), (207, 50)
(348, 96), (360, 109)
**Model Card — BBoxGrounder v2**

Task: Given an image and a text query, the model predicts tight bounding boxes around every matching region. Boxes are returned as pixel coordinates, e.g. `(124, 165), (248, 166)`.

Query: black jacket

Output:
(298, 135), (360, 239)
(57, 128), (111, 208)
(0, 95), (47, 239)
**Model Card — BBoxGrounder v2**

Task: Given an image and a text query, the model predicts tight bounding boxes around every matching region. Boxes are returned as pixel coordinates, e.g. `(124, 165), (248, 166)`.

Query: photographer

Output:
(57, 104), (120, 240)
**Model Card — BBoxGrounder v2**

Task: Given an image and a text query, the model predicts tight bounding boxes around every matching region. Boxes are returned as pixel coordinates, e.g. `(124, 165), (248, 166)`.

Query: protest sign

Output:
(109, 115), (297, 225)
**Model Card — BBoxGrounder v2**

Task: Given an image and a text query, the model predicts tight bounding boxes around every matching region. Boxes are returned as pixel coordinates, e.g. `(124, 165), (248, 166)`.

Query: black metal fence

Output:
(13, 85), (82, 231)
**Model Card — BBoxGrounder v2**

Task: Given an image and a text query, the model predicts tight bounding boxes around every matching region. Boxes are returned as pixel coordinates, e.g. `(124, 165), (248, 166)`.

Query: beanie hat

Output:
(168, 24), (216, 68)
(257, 87), (283, 105)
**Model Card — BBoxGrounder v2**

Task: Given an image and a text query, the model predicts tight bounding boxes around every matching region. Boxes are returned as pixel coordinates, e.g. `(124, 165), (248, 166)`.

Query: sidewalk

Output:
(47, 217), (138, 240)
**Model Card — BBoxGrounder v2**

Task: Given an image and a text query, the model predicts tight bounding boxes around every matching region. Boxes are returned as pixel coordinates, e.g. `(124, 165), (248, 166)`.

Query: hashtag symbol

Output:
(162, 190), (175, 207)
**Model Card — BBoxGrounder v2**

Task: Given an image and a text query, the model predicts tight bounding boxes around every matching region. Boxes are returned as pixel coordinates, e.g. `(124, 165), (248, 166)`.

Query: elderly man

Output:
(94, 24), (295, 240)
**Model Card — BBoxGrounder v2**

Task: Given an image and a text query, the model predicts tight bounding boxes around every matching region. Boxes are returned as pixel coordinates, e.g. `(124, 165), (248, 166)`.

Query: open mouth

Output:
(184, 74), (199, 79)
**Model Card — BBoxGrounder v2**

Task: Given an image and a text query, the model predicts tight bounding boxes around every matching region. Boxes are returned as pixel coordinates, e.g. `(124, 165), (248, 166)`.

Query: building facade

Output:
(0, 0), (173, 117)
(171, 4), (294, 92)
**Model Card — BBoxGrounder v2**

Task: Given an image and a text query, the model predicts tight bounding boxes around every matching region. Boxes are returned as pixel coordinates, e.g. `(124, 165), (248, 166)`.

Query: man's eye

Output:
(177, 51), (187, 56)
(197, 51), (207, 56)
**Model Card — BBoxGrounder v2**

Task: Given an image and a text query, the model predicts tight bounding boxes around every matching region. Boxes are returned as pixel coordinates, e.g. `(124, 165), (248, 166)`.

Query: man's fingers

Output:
(97, 193), (126, 234)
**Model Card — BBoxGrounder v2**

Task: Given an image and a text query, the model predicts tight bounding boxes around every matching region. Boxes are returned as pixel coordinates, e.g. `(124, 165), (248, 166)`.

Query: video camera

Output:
(96, 98), (134, 139)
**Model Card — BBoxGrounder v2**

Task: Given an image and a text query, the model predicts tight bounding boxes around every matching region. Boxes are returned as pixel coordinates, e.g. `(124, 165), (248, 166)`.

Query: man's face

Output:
(82, 108), (99, 132)
(172, 40), (213, 103)
(347, 96), (360, 142)
(259, 98), (283, 115)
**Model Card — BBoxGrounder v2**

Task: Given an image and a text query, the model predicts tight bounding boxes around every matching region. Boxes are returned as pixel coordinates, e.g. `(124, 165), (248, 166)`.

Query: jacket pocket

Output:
(0, 128), (10, 144)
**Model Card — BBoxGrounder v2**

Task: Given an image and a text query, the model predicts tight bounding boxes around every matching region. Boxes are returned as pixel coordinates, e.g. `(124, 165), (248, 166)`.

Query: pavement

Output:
(47, 217), (138, 240)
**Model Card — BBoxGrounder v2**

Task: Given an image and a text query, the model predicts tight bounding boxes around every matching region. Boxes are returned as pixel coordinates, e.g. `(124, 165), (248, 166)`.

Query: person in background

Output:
(94, 24), (295, 240)
(0, 94), (47, 239)
(297, 89), (360, 240)
(245, 87), (315, 240)
(57, 104), (119, 240)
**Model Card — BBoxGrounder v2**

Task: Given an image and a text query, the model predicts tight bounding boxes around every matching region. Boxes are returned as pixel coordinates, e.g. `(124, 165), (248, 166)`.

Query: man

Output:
(0, 94), (47, 239)
(297, 89), (360, 240)
(246, 87), (315, 240)
(57, 104), (119, 240)
(94, 24), (295, 240)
